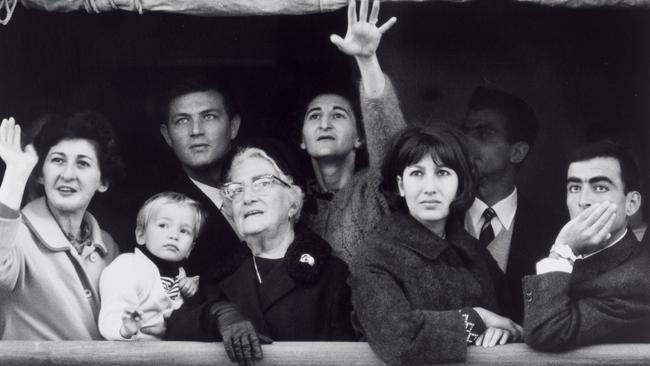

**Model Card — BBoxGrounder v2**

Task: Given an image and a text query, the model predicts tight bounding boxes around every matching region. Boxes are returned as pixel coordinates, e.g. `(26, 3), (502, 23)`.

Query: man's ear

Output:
(229, 115), (241, 140)
(509, 141), (530, 164)
(396, 175), (405, 197)
(624, 191), (642, 217)
(135, 226), (146, 245)
(160, 124), (172, 147)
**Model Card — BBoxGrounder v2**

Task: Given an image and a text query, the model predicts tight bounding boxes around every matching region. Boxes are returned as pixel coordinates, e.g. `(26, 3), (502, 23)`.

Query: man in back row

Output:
(158, 78), (243, 277)
(524, 141), (650, 350)
(461, 87), (564, 324)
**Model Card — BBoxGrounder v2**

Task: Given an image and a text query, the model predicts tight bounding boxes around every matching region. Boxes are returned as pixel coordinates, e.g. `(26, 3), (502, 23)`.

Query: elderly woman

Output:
(166, 146), (355, 364)
(300, 0), (405, 264)
(350, 127), (522, 365)
(0, 113), (122, 340)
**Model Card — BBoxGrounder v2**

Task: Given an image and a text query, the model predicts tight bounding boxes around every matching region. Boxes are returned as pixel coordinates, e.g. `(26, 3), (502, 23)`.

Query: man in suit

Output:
(158, 77), (243, 277)
(524, 141), (650, 351)
(461, 87), (564, 323)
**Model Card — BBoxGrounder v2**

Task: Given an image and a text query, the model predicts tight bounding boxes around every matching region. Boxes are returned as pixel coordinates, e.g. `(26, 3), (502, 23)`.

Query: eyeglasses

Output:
(222, 174), (292, 201)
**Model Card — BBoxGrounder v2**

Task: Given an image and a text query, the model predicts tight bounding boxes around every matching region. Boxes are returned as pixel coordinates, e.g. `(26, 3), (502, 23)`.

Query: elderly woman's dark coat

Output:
(349, 211), (508, 365)
(166, 225), (356, 341)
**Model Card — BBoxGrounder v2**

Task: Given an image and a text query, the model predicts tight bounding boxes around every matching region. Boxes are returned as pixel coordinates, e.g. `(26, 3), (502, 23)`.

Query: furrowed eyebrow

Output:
(306, 107), (323, 115)
(331, 106), (350, 114)
(566, 177), (583, 184)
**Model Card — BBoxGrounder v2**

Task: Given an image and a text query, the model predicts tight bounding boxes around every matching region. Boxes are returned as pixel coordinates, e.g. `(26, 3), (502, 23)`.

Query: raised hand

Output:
(555, 201), (617, 256)
(330, 0), (397, 59)
(178, 274), (199, 298)
(0, 117), (38, 177)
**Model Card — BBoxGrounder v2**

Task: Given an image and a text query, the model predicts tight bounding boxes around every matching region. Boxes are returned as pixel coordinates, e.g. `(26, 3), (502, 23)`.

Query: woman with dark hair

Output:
(350, 126), (522, 365)
(300, 0), (405, 264)
(0, 112), (122, 340)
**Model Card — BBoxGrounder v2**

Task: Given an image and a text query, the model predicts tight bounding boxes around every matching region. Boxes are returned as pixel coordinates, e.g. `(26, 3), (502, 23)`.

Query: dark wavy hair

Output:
(381, 126), (476, 221)
(33, 111), (124, 185)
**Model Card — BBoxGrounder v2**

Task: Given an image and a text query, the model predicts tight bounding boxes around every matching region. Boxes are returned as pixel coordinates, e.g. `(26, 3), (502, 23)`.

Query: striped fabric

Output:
(160, 275), (180, 300)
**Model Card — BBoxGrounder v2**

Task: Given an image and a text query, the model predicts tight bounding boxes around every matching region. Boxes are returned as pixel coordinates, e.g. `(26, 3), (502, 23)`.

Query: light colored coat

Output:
(0, 197), (119, 340)
(98, 248), (184, 340)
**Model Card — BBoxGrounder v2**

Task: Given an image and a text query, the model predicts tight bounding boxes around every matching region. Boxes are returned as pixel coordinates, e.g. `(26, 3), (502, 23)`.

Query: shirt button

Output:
(525, 290), (533, 296)
(89, 252), (98, 263)
(84, 289), (92, 298)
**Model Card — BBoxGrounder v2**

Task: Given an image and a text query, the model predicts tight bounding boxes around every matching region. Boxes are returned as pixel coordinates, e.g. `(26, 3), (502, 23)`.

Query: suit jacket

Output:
(166, 173), (242, 277)
(165, 225), (356, 342)
(350, 212), (506, 365)
(505, 195), (565, 323)
(523, 230), (650, 351)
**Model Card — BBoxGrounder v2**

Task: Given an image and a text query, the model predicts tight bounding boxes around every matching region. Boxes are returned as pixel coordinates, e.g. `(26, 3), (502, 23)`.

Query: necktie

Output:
(479, 207), (496, 247)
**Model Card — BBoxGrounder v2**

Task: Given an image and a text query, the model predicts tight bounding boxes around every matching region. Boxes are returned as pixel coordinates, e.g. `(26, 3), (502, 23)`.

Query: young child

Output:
(98, 192), (206, 340)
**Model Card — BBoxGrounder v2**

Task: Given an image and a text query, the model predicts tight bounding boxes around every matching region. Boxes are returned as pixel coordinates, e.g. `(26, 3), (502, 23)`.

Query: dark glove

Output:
(208, 302), (272, 366)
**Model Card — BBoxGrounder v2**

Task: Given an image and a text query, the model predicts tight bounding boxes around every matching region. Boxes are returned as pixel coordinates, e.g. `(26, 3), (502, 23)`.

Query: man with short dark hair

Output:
(461, 87), (564, 323)
(158, 77), (242, 277)
(524, 141), (650, 351)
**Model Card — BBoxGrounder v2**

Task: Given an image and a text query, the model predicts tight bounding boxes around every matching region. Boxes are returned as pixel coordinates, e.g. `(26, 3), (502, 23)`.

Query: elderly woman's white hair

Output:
(226, 146), (305, 224)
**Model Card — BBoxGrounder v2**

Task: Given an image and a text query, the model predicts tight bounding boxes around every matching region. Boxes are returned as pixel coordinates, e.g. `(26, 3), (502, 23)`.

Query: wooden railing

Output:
(0, 341), (649, 365)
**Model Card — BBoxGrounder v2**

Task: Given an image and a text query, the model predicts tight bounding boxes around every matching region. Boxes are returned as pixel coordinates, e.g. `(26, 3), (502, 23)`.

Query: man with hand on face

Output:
(460, 87), (564, 323)
(158, 78), (243, 277)
(523, 141), (650, 351)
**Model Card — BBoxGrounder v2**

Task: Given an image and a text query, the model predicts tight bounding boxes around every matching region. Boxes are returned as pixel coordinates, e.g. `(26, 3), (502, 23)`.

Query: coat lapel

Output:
(257, 259), (297, 312)
(218, 258), (271, 336)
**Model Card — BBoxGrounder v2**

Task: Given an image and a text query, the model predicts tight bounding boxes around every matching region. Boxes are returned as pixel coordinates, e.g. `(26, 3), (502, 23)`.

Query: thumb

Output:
(329, 34), (345, 50)
(24, 144), (36, 155)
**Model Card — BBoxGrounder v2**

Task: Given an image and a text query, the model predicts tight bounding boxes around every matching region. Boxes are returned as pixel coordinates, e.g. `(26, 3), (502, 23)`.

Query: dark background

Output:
(0, 2), (648, 247)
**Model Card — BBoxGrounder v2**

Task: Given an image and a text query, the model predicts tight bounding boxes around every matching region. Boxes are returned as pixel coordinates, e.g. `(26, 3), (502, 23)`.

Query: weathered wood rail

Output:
(0, 341), (649, 365)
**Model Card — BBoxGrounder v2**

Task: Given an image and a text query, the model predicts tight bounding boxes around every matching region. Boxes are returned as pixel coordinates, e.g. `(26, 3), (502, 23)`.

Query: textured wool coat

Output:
(349, 211), (507, 365)
(523, 230), (650, 351)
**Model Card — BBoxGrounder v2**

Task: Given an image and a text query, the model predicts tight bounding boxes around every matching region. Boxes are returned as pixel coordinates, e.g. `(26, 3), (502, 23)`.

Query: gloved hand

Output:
(208, 302), (272, 366)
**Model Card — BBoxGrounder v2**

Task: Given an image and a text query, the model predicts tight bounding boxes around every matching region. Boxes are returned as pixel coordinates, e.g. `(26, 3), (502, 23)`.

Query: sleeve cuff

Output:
(0, 201), (20, 219)
(536, 257), (574, 274)
(459, 307), (486, 344)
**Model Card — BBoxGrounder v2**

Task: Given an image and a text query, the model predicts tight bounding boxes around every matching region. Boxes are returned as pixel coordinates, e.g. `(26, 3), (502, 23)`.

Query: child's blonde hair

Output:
(136, 192), (207, 239)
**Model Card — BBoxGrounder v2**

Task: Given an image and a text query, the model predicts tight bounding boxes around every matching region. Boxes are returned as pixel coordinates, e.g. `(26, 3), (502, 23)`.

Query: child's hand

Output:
(120, 308), (143, 339)
(179, 275), (199, 298)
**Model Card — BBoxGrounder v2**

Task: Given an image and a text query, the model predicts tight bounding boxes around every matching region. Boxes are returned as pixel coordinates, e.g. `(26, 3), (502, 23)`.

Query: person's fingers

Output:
(250, 333), (263, 361)
(11, 123), (20, 148)
(481, 328), (492, 347)
(330, 34), (345, 50)
(514, 323), (524, 340)
(499, 330), (510, 345)
(347, 0), (356, 26)
(240, 332), (253, 366)
(583, 201), (610, 226)
(369, 0), (379, 24)
(258, 334), (273, 344)
(377, 17), (397, 34)
(359, 0), (369, 22)
(488, 329), (503, 347)
(0, 118), (7, 144)
(595, 209), (616, 242)
(474, 333), (484, 346)
(232, 336), (246, 366)
(223, 338), (236, 363)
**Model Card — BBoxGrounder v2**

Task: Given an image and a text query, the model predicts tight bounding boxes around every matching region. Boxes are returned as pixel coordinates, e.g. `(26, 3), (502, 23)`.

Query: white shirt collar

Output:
(467, 188), (518, 231)
(188, 177), (224, 210)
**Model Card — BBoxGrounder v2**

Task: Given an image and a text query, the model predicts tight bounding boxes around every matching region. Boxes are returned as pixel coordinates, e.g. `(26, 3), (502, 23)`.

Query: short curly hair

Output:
(33, 111), (124, 184)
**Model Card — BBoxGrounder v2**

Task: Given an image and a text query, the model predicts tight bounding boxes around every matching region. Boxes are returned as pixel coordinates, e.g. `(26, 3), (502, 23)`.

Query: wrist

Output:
(550, 243), (579, 264)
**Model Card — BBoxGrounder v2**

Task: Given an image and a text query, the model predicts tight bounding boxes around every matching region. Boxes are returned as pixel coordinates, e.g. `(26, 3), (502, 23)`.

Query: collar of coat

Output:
(387, 211), (473, 265)
(206, 224), (333, 284)
(21, 196), (109, 256)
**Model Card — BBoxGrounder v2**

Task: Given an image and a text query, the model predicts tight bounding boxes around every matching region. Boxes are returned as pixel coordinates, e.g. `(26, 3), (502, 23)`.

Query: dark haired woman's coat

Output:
(349, 211), (508, 365)
(166, 225), (356, 341)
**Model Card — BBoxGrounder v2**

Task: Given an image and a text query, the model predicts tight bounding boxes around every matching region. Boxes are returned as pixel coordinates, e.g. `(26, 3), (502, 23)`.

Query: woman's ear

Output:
(36, 175), (44, 185)
(98, 179), (110, 193)
(354, 138), (363, 149)
(299, 141), (306, 150)
(396, 175), (405, 197)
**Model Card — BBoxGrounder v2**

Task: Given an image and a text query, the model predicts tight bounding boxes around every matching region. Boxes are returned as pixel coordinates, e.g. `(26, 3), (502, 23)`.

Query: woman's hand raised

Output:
(0, 118), (37, 176)
(330, 0), (396, 59)
(0, 117), (38, 210)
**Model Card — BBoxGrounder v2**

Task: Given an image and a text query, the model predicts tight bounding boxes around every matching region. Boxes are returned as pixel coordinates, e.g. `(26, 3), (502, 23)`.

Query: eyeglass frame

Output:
(221, 174), (292, 201)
